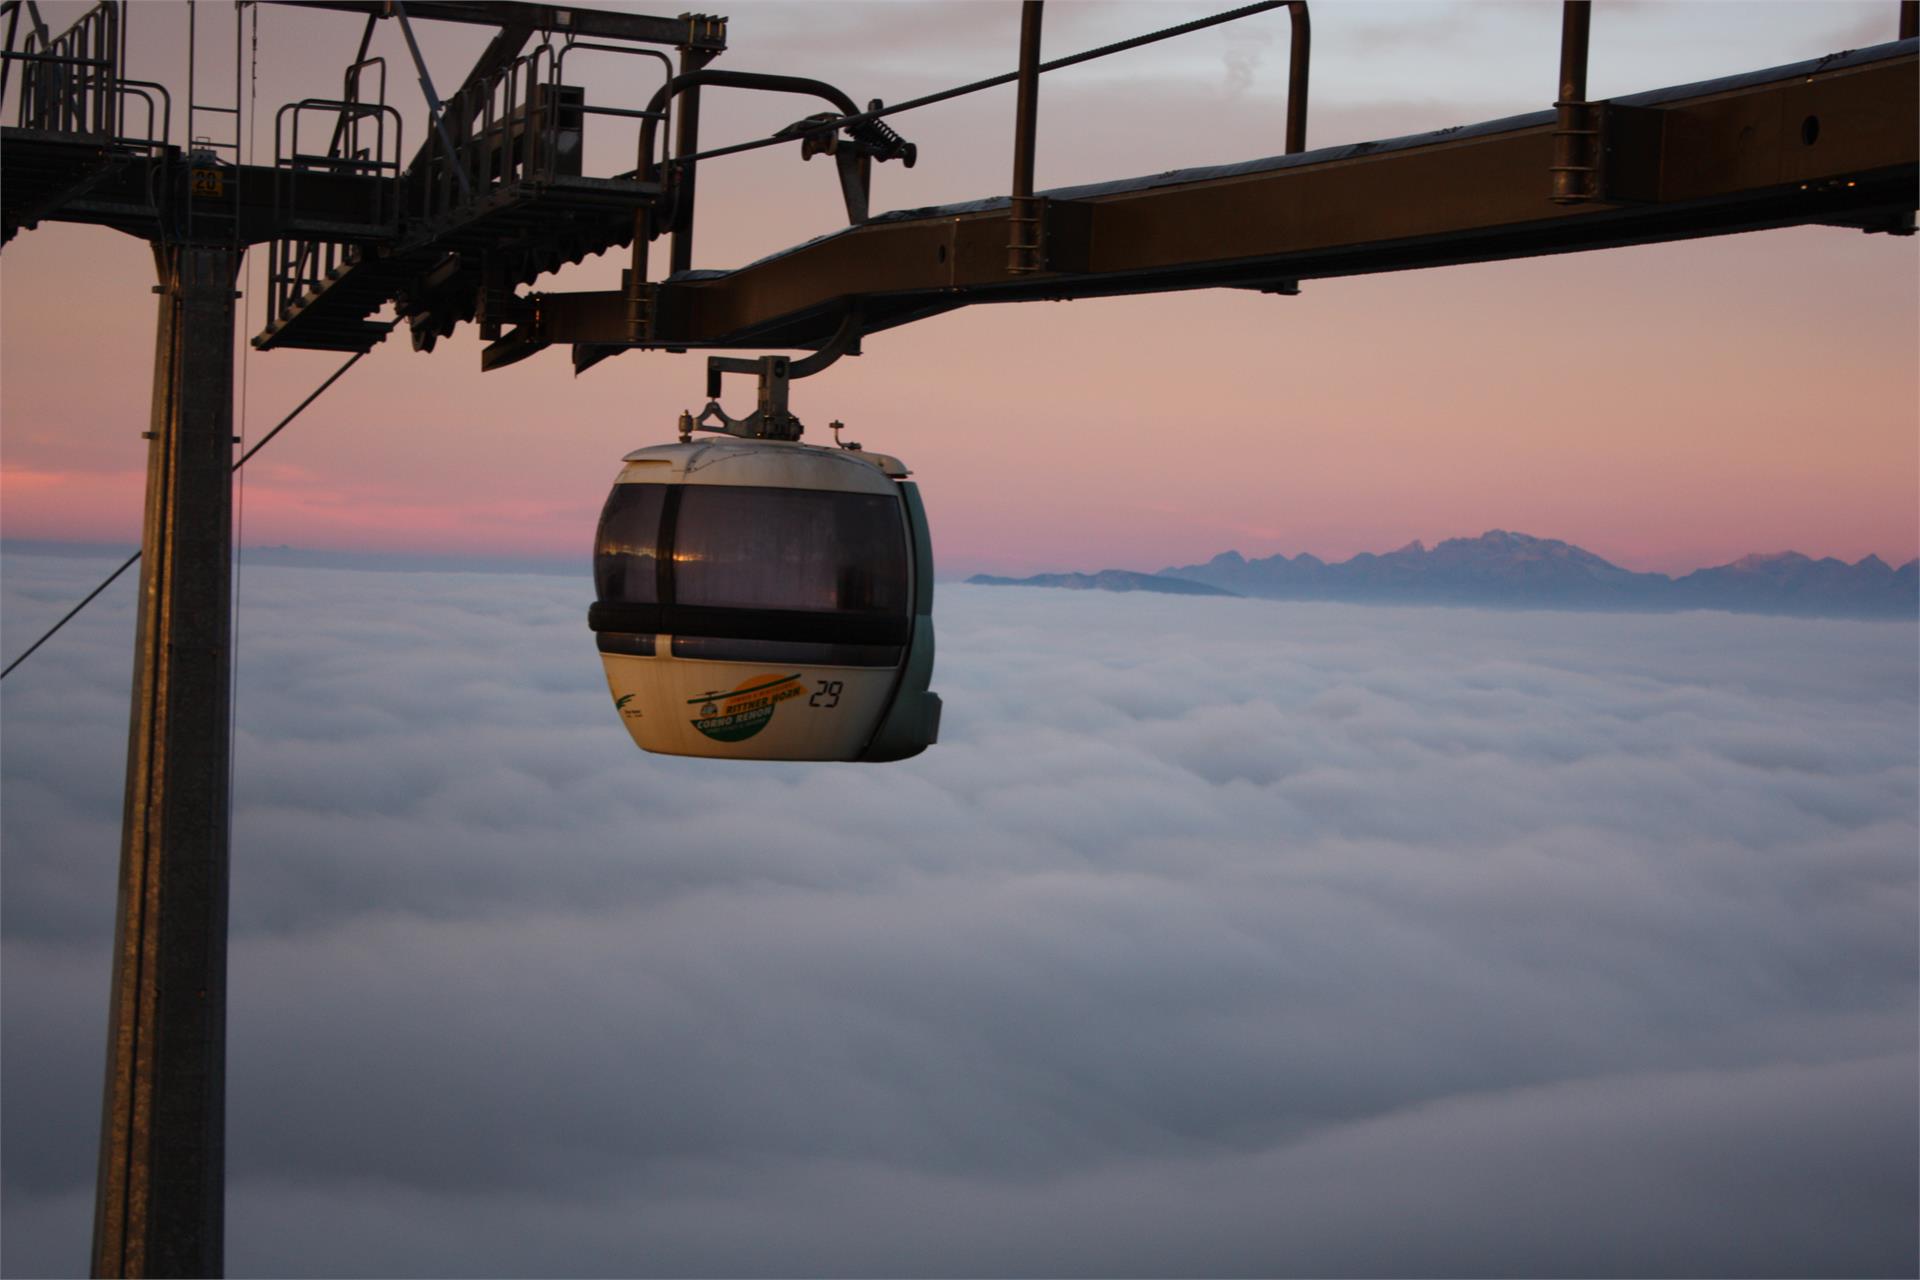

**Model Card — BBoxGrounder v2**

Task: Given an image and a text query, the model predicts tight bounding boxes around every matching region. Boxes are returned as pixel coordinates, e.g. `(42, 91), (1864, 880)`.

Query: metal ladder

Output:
(184, 0), (242, 159)
(182, 0), (245, 242)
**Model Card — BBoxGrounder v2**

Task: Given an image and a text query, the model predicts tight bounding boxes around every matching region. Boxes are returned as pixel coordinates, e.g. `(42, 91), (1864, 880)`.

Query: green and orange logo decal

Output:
(688, 673), (805, 743)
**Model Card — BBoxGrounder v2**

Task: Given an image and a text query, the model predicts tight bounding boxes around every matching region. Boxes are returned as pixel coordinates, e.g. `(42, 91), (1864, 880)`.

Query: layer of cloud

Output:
(3, 551), (1915, 1276)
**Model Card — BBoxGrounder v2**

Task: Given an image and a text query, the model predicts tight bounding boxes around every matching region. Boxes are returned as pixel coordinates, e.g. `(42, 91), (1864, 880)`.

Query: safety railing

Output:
(265, 94), (402, 332)
(273, 98), (403, 228)
(0, 0), (168, 244)
(6, 0), (118, 133)
(414, 42), (557, 226)
(555, 38), (676, 181)
(2, 0), (165, 149)
(410, 39), (669, 231)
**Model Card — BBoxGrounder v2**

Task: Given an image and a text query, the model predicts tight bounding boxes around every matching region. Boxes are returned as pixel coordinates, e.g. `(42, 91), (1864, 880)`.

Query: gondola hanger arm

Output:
(683, 309), (864, 442)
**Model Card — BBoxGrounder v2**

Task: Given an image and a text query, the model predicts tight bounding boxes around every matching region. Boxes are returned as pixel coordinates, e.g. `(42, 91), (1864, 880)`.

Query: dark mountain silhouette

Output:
(972, 532), (1917, 618)
(1670, 551), (1919, 615)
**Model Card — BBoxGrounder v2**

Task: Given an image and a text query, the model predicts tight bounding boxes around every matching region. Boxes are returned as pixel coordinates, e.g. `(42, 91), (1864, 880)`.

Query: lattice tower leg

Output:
(92, 242), (240, 1280)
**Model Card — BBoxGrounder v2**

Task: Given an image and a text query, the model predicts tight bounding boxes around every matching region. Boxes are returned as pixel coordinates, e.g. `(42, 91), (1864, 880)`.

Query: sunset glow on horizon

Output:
(2, 0), (1914, 578)
(4, 7), (1917, 1273)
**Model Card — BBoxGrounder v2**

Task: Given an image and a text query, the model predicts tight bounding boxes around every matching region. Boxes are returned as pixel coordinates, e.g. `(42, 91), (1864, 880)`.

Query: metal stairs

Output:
(254, 45), (668, 355)
(0, 0), (164, 244)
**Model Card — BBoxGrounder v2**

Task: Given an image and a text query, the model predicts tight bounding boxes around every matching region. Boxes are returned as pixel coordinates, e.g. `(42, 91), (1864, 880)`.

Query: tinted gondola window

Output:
(671, 636), (902, 667)
(594, 483), (666, 603)
(674, 486), (908, 614)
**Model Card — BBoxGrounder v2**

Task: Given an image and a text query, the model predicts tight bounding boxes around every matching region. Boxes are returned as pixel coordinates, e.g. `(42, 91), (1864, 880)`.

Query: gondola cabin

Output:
(589, 437), (940, 761)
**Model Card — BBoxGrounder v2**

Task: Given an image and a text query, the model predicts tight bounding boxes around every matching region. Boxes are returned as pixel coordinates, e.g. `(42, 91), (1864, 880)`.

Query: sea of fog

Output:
(3, 547), (1915, 1278)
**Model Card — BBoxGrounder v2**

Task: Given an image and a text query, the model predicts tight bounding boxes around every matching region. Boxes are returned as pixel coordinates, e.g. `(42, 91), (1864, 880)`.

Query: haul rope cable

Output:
(0, 324), (399, 682)
(671, 0), (1291, 168)
(229, 0), (261, 820)
(4, 0), (1285, 681)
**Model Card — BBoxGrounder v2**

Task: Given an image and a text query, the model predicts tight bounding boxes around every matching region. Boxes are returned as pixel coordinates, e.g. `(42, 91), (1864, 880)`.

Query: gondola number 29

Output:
(809, 680), (843, 708)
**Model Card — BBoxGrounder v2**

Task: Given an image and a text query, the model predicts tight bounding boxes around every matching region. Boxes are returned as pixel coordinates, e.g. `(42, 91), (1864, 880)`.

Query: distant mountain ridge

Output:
(973, 531), (1917, 618)
(967, 569), (1238, 597)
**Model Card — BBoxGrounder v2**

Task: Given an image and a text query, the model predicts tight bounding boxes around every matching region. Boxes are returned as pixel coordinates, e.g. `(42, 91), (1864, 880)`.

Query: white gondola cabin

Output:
(589, 435), (940, 761)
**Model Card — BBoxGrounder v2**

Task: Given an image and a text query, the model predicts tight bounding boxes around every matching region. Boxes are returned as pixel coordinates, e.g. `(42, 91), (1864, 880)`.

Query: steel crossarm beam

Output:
(525, 39), (1918, 356)
(265, 2), (725, 52)
(2, 147), (392, 242)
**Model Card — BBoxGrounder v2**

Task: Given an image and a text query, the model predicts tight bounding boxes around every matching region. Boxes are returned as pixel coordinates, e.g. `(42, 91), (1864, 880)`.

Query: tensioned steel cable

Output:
(0, 322), (399, 682)
(5, 0), (1286, 685)
(229, 0), (263, 825)
(673, 0), (1289, 168)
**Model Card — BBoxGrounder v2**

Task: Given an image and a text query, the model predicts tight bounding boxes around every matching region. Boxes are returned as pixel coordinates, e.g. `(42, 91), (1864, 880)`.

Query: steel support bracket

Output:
(686, 310), (862, 438)
(478, 321), (550, 370)
(1593, 101), (1666, 204)
(623, 270), (656, 342)
(1230, 278), (1302, 295)
(788, 98), (917, 226)
(693, 354), (804, 440)
(1819, 207), (1916, 235)
(1007, 196), (1091, 275)
(476, 256), (536, 340)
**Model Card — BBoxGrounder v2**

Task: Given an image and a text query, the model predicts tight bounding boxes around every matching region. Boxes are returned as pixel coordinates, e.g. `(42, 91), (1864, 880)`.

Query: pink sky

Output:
(2, 1), (1914, 577)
